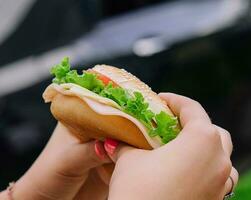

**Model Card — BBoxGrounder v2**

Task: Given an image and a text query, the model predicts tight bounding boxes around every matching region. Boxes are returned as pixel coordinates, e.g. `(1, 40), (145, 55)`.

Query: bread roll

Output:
(50, 93), (152, 149)
(93, 65), (173, 115)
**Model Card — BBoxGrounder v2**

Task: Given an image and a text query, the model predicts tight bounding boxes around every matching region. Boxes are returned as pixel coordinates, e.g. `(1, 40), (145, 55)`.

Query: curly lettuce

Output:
(150, 111), (179, 144)
(100, 83), (129, 107)
(51, 57), (104, 93)
(50, 57), (180, 144)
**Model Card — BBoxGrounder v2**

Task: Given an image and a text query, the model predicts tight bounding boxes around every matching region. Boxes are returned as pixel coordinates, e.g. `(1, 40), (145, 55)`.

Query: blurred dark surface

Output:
(1, 0), (251, 190)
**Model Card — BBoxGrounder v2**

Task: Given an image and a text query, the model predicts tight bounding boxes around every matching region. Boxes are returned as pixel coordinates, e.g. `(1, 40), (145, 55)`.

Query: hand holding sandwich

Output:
(0, 58), (238, 199)
(108, 93), (238, 200)
(0, 93), (238, 200)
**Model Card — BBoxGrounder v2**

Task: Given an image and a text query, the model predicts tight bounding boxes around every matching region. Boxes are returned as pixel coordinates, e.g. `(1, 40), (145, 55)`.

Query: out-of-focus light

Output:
(196, 0), (249, 36)
(0, 47), (75, 97)
(0, 0), (36, 45)
(0, 0), (249, 96)
(133, 36), (167, 57)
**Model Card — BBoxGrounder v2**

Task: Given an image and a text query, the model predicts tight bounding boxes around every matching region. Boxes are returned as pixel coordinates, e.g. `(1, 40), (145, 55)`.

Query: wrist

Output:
(0, 182), (15, 200)
(3, 176), (43, 200)
(0, 190), (9, 200)
(11, 176), (47, 200)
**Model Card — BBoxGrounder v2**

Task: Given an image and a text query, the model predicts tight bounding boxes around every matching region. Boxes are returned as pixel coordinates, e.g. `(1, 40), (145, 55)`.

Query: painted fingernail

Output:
(94, 140), (106, 160)
(104, 138), (119, 155)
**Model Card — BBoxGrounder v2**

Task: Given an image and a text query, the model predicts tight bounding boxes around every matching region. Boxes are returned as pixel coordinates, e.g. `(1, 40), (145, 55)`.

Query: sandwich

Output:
(43, 57), (180, 150)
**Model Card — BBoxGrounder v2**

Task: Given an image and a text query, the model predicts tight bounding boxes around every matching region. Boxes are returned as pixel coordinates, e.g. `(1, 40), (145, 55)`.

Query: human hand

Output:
(1, 123), (112, 200)
(107, 93), (238, 200)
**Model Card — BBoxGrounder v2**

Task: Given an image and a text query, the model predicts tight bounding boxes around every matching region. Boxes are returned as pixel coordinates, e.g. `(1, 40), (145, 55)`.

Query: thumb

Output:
(104, 138), (136, 162)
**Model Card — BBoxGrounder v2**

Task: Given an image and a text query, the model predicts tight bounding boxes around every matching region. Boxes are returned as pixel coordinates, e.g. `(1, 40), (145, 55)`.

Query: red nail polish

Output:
(104, 138), (119, 155)
(94, 140), (106, 160)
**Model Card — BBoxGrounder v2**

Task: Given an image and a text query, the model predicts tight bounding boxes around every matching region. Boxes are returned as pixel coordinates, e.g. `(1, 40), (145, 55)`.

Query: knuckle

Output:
(199, 124), (221, 144)
(183, 97), (202, 108)
(224, 129), (232, 139)
(192, 100), (202, 108)
(204, 124), (217, 135)
(224, 129), (233, 142)
(216, 126), (234, 150)
(209, 128), (220, 142)
(218, 126), (232, 140)
(224, 131), (233, 149)
(190, 119), (208, 130)
(218, 158), (232, 184)
(187, 121), (223, 149)
(233, 168), (239, 184)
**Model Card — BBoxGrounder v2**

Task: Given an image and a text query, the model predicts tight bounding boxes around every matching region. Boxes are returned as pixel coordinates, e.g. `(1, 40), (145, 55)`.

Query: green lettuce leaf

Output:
(50, 57), (180, 144)
(124, 92), (155, 129)
(100, 83), (129, 107)
(50, 57), (104, 93)
(50, 57), (70, 84)
(150, 111), (179, 143)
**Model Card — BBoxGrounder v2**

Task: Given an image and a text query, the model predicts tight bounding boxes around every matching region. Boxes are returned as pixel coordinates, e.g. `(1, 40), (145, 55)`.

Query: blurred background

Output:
(0, 0), (250, 198)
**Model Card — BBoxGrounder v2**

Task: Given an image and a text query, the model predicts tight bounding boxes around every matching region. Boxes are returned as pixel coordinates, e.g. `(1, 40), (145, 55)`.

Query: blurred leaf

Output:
(232, 170), (251, 200)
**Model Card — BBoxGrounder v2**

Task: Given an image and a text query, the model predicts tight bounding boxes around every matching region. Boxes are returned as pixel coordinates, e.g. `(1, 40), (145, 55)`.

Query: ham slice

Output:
(43, 83), (162, 148)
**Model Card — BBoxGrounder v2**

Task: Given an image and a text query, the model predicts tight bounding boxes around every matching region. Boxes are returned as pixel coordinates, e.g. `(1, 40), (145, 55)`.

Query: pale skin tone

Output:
(108, 93), (238, 200)
(0, 93), (238, 200)
(1, 124), (112, 200)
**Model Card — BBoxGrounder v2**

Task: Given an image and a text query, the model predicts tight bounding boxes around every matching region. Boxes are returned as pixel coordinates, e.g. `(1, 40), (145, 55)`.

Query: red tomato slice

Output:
(98, 74), (118, 87)
(87, 69), (118, 87)
(98, 74), (112, 85)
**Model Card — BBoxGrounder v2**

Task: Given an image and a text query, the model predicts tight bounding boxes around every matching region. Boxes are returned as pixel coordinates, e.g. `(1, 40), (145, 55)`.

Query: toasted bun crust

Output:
(50, 94), (152, 150)
(93, 65), (173, 115)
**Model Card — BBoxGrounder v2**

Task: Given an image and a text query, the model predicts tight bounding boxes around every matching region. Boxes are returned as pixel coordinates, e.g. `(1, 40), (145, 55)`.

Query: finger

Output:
(103, 139), (136, 162)
(94, 140), (112, 162)
(44, 139), (111, 177)
(74, 169), (109, 200)
(214, 125), (233, 156)
(223, 167), (239, 196)
(159, 93), (211, 127)
(13, 125), (112, 200)
(47, 124), (111, 174)
(107, 143), (136, 163)
(96, 165), (113, 185)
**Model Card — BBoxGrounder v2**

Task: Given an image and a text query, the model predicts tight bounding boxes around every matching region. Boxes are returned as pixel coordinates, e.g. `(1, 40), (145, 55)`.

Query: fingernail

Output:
(104, 138), (119, 155)
(94, 140), (106, 160)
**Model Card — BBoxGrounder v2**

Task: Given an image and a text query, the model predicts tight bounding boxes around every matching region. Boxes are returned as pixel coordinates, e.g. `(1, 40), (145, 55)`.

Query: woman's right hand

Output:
(107, 93), (238, 200)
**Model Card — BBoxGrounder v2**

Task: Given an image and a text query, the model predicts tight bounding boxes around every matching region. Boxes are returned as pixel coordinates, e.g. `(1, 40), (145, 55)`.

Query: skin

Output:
(108, 93), (238, 200)
(0, 123), (112, 200)
(0, 93), (238, 200)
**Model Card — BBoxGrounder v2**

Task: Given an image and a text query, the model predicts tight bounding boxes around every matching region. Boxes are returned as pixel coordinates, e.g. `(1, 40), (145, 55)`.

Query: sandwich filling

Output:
(50, 57), (180, 144)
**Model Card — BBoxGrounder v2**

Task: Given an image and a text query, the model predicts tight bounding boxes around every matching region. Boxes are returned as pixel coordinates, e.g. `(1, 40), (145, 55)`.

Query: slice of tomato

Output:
(98, 74), (113, 85)
(87, 69), (118, 87)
